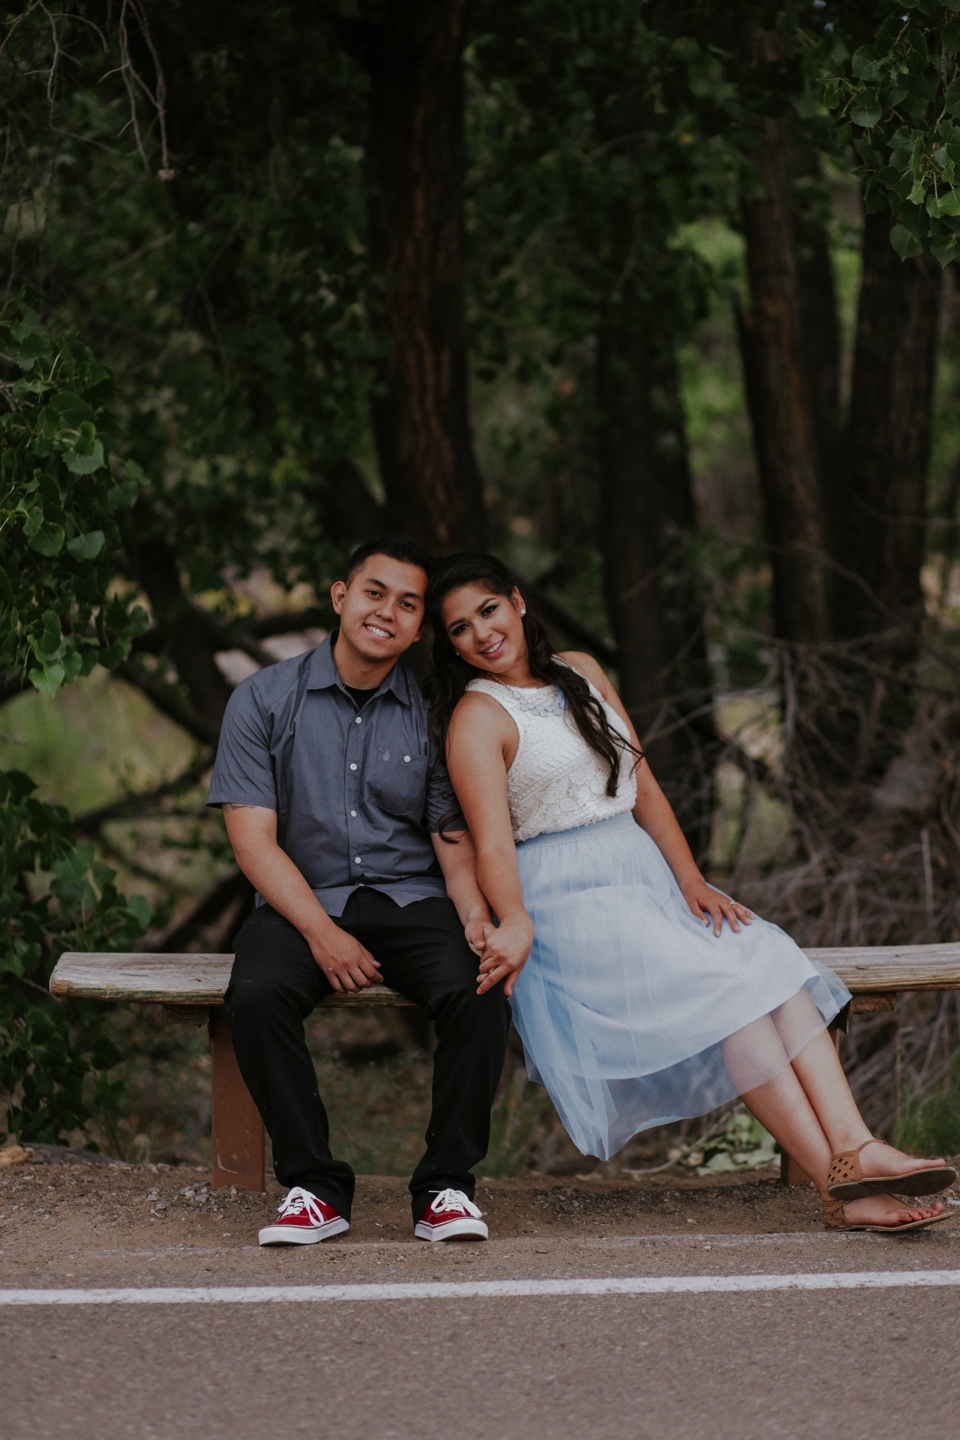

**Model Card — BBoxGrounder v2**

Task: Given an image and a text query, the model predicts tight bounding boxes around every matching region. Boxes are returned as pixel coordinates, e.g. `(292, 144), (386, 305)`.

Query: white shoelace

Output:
(276, 1186), (329, 1223)
(428, 1188), (483, 1218)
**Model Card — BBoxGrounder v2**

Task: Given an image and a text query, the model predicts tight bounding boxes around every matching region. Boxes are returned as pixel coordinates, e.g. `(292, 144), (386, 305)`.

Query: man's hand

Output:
(475, 913), (533, 997)
(681, 878), (753, 938)
(309, 926), (382, 993)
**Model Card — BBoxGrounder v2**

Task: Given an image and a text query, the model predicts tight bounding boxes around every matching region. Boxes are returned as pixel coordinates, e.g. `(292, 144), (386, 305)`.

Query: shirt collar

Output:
(306, 631), (413, 706)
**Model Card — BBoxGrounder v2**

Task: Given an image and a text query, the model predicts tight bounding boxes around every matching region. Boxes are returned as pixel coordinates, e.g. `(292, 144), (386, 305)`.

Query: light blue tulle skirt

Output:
(510, 812), (851, 1160)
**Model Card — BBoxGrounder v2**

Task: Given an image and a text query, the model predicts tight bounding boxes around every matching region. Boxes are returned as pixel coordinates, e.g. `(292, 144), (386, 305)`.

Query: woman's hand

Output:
(475, 913), (534, 997)
(682, 878), (752, 937)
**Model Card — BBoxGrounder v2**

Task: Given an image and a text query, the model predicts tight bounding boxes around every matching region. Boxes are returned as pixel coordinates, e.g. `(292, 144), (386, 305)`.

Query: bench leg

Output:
(208, 1007), (265, 1192)
(779, 1018), (844, 1186)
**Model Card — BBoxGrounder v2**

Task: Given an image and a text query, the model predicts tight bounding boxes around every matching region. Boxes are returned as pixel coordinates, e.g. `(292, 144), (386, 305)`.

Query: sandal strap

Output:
(822, 1196), (848, 1230)
(826, 1138), (880, 1189)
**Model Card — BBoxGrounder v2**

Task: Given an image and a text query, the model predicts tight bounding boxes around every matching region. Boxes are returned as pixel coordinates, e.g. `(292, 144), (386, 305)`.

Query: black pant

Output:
(225, 889), (511, 1221)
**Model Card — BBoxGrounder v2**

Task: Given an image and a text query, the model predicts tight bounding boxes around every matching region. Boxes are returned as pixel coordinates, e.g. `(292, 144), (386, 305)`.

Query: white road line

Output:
(1, 1270), (960, 1306)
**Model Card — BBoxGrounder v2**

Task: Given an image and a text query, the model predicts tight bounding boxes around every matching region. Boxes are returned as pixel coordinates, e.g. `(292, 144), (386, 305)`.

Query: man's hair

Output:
(344, 535), (434, 584)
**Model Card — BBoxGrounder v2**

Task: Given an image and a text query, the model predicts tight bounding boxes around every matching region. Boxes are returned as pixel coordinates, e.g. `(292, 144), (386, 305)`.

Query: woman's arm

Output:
(444, 693), (533, 995)
(431, 829), (494, 955)
(557, 651), (752, 937)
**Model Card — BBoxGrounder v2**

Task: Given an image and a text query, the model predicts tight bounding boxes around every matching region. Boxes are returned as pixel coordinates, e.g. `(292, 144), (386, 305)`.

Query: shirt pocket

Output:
(368, 749), (429, 820)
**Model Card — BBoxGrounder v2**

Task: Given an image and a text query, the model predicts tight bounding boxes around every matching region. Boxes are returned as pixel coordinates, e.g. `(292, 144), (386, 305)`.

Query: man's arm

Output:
(222, 804), (382, 992)
(431, 830), (494, 956)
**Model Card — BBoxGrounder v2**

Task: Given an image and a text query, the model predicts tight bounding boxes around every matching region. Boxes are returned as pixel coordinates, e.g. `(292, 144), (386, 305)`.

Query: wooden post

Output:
(208, 1006), (265, 1192)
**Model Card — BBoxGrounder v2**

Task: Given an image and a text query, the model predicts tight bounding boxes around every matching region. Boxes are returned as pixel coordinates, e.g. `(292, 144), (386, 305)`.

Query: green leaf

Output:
(40, 609), (61, 654)
(851, 46), (878, 80)
(127, 894), (153, 930)
(938, 187), (960, 215)
(66, 529), (106, 560)
(890, 223), (924, 258)
(63, 437), (105, 476)
(27, 659), (66, 695)
(26, 521), (66, 556)
(850, 103), (883, 129)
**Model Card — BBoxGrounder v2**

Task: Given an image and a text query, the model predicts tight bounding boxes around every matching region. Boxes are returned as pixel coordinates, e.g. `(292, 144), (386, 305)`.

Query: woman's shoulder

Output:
(555, 649), (611, 696)
(449, 685), (518, 748)
(451, 684), (516, 729)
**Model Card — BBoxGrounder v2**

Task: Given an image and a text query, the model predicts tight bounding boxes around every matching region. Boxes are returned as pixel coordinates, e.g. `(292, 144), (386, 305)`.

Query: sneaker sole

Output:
(258, 1217), (350, 1246)
(414, 1218), (489, 1242)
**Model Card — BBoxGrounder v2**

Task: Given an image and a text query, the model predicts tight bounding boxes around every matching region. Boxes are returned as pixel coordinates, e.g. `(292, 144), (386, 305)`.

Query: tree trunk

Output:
(737, 119), (831, 644)
(596, 318), (714, 858)
(795, 203), (842, 514)
(833, 210), (942, 639)
(357, 0), (486, 551)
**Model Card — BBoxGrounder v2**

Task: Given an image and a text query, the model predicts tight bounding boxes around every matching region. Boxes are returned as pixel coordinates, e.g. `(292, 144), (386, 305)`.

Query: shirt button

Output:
(350, 810), (357, 818)
(403, 755), (411, 763)
(354, 856), (362, 865)
(355, 716), (362, 724)
(349, 763), (357, 771)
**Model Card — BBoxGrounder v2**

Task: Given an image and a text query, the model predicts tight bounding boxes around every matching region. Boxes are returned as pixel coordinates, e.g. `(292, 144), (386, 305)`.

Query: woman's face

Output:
(439, 583), (527, 674)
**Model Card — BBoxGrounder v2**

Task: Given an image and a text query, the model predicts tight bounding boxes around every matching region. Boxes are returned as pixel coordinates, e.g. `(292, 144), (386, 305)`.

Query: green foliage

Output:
(823, 2), (960, 265)
(1, 6), (377, 601)
(0, 768), (150, 1143)
(896, 1054), (960, 1157)
(693, 1110), (778, 1175)
(0, 295), (148, 694)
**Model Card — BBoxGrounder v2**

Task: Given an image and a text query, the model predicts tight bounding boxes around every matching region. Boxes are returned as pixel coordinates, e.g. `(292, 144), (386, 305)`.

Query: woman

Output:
(426, 553), (956, 1233)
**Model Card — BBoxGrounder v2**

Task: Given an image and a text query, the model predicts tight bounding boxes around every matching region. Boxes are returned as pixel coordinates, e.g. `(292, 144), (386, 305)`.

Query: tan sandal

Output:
(826, 1139), (957, 1202)
(823, 1195), (954, 1234)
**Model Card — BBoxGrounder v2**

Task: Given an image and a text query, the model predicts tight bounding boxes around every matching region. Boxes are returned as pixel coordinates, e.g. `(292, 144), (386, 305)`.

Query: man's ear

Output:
(330, 579), (347, 614)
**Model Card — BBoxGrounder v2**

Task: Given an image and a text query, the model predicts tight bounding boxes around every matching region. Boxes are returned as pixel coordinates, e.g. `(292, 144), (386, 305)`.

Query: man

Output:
(207, 537), (509, 1245)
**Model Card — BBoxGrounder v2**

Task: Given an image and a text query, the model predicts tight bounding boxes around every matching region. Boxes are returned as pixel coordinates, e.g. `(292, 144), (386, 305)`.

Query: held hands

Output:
(310, 926), (382, 993)
(474, 913), (533, 997)
(464, 915), (494, 957)
(681, 877), (752, 938)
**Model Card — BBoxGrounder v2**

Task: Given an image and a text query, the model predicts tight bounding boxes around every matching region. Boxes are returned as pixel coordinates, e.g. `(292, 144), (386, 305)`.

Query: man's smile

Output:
(364, 622), (395, 640)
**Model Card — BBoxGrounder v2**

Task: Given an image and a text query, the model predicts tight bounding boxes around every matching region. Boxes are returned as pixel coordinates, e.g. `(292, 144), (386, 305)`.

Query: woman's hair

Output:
(425, 552), (642, 799)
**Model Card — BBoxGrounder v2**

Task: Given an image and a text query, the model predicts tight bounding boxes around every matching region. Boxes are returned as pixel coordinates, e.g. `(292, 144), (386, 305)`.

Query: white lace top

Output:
(466, 673), (637, 841)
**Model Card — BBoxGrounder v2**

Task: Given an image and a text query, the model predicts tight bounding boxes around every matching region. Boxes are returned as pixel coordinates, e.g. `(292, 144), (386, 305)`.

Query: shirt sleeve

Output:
(206, 679), (278, 809)
(424, 743), (466, 834)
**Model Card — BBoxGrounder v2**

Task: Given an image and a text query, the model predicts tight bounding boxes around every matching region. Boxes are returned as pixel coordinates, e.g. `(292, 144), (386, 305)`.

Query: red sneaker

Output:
(414, 1188), (488, 1242)
(258, 1187), (350, 1246)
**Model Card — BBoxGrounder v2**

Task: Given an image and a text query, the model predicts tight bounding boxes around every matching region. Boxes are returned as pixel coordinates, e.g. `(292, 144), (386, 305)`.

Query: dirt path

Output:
(0, 1145), (844, 1264)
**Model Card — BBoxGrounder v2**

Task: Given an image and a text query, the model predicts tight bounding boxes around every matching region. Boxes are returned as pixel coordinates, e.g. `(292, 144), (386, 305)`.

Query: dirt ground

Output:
(0, 1143), (845, 1259)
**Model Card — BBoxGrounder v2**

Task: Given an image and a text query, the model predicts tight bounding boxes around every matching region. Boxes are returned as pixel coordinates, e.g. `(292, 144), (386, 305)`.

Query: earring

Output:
(520, 609), (526, 617)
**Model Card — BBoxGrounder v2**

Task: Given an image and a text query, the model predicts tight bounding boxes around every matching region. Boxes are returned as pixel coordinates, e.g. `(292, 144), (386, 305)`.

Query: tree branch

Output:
(73, 758), (212, 834)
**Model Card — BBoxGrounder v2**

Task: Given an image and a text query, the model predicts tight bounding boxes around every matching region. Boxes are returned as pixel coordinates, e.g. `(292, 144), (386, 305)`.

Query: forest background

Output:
(4, 0), (960, 1180)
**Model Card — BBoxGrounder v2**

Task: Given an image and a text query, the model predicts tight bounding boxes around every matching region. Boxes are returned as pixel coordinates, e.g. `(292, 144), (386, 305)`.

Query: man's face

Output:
(330, 555), (427, 667)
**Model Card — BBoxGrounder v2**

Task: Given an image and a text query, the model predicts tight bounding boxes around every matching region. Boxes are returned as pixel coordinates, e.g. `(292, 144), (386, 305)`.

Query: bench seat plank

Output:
(51, 942), (960, 1007)
(49, 952), (414, 1006)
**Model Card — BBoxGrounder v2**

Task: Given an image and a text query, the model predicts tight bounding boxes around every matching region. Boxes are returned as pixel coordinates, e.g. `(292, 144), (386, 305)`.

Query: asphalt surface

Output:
(4, 1162), (960, 1440)
(5, 1226), (960, 1440)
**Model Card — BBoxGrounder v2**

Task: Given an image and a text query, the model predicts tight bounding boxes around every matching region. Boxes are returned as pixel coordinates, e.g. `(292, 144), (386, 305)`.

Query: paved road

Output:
(4, 1228), (960, 1440)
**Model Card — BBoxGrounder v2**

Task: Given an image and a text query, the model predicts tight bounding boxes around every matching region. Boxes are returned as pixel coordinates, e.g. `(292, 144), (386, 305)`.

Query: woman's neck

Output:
(479, 655), (545, 688)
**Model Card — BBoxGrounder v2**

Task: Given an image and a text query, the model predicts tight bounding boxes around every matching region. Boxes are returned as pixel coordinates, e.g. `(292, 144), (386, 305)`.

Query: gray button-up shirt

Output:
(207, 634), (462, 917)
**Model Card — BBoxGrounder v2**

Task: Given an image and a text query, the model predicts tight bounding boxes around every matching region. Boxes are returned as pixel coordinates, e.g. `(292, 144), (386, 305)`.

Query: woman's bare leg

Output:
(721, 1013), (943, 1226)
(771, 992), (949, 1180)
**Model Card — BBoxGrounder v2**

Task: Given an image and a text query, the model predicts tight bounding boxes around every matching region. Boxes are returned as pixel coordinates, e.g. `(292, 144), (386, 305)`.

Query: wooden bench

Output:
(50, 943), (960, 1192)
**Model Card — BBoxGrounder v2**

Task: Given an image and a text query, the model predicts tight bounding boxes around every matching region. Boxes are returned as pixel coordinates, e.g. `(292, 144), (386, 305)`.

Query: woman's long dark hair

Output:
(426, 553), (643, 799)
